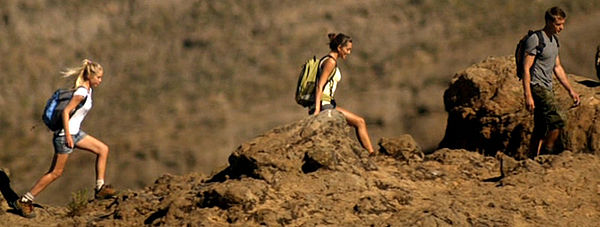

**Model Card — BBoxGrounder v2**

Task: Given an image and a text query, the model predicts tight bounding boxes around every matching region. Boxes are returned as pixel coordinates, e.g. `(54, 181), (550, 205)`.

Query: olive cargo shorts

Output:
(531, 84), (565, 137)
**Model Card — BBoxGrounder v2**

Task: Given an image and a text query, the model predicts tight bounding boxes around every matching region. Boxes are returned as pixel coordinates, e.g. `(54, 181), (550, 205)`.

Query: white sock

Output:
(96, 179), (105, 190)
(22, 192), (34, 202)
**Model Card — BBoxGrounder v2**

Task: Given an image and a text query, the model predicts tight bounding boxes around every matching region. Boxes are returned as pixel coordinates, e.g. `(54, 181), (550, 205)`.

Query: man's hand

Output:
(570, 90), (580, 107)
(525, 96), (535, 112)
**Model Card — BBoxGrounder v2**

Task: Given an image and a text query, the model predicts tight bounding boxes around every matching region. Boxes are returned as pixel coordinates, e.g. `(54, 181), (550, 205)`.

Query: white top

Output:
(319, 57), (341, 105)
(322, 68), (341, 105)
(58, 87), (92, 135)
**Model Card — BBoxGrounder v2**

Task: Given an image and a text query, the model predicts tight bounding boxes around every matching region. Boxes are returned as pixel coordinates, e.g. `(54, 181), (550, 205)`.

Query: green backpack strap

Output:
(318, 55), (337, 83)
(318, 55), (338, 102)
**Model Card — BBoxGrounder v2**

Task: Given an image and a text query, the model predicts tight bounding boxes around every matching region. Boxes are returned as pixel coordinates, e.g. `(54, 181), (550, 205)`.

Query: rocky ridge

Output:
(2, 57), (600, 226)
(440, 56), (600, 158)
(2, 109), (600, 226)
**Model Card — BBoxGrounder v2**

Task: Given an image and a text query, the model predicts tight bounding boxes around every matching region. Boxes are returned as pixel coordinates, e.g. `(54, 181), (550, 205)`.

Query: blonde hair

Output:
(61, 59), (103, 88)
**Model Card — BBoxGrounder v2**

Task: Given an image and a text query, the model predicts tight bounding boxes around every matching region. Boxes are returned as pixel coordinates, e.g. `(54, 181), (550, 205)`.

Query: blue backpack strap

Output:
(72, 86), (88, 112)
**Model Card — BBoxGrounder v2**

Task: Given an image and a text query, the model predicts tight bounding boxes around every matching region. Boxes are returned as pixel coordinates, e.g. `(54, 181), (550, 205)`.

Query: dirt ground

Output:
(2, 110), (599, 226)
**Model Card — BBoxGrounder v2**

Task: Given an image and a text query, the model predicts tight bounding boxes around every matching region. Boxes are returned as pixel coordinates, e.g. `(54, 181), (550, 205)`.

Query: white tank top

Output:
(58, 87), (92, 135)
(319, 57), (341, 105)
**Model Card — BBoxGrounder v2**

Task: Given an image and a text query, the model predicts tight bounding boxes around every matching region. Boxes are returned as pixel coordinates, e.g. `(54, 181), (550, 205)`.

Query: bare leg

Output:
(529, 132), (543, 157)
(541, 129), (560, 154)
(335, 107), (375, 154)
(29, 153), (69, 196)
(75, 135), (109, 181)
(535, 140), (543, 156)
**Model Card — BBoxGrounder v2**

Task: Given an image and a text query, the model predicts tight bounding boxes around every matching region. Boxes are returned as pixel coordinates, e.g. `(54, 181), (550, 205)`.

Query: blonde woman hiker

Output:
(10, 59), (116, 218)
(310, 33), (375, 155)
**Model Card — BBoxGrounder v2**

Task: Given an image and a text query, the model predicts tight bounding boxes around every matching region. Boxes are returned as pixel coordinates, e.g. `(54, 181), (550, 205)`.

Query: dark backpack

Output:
(515, 30), (559, 79)
(42, 87), (87, 131)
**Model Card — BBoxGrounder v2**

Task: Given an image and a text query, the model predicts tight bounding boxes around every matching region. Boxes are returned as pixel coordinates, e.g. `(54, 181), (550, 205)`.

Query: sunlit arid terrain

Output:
(1, 0), (599, 207)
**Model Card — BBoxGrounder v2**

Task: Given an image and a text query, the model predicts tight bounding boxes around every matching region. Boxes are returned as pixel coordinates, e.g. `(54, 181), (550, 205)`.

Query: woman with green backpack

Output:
(11, 59), (116, 218)
(311, 33), (375, 155)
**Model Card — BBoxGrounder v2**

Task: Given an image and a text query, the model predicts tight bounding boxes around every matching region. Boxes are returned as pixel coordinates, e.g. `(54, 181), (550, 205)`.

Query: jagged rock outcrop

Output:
(440, 56), (600, 158)
(378, 135), (424, 163)
(210, 109), (374, 184)
(3, 105), (600, 226)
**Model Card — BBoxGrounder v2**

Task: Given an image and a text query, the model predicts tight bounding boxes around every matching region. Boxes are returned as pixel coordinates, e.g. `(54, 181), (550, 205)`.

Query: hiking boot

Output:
(9, 199), (36, 218)
(95, 184), (117, 199)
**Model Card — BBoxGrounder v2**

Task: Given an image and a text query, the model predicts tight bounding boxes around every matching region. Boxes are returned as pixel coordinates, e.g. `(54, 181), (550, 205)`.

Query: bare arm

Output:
(553, 55), (580, 106)
(313, 58), (336, 115)
(523, 53), (536, 111)
(62, 95), (85, 148)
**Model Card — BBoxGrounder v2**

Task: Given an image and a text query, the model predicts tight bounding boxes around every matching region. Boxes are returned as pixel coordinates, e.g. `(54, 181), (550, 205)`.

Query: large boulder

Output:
(5, 102), (600, 226)
(439, 56), (600, 158)
(210, 109), (373, 183)
(378, 135), (424, 163)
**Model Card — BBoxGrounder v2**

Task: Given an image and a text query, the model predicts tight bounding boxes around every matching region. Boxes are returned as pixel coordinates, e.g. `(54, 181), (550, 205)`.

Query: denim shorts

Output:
(53, 131), (88, 154)
(308, 100), (337, 115)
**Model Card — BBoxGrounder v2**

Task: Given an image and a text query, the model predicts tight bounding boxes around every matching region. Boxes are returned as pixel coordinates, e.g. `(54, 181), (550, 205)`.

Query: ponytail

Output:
(328, 33), (352, 51)
(61, 59), (103, 88)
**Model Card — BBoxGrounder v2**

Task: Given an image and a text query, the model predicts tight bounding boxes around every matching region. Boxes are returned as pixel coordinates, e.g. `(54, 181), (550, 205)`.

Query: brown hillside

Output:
(2, 0), (600, 205)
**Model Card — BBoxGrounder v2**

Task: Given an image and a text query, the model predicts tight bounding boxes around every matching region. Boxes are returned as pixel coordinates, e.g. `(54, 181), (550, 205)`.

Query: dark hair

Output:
(328, 33), (352, 51)
(545, 6), (566, 23)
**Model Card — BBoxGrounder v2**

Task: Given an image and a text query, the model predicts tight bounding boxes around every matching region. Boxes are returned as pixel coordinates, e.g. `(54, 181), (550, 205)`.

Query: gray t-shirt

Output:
(525, 31), (559, 90)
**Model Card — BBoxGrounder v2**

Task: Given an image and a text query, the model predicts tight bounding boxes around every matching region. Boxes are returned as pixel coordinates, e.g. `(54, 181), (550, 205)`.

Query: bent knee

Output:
(350, 116), (366, 128)
(356, 117), (366, 127)
(49, 170), (64, 179)
(94, 144), (109, 156)
(100, 144), (109, 155)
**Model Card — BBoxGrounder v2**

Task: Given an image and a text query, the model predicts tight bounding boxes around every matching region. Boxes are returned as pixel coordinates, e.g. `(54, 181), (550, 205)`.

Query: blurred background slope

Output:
(1, 0), (599, 204)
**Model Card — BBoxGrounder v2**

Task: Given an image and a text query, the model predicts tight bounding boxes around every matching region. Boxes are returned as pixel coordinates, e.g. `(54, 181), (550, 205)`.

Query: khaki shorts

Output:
(531, 84), (565, 137)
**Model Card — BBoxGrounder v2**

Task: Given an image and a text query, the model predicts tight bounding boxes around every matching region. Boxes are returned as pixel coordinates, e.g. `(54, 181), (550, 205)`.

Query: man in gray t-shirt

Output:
(522, 6), (580, 157)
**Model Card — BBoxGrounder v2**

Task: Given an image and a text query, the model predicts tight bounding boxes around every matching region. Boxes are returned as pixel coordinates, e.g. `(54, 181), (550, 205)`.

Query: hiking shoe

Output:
(9, 199), (36, 218)
(95, 184), (117, 199)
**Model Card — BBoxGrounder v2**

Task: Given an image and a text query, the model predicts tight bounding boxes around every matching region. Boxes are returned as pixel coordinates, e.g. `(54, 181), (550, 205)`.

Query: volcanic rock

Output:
(378, 135), (424, 163)
(2, 78), (600, 226)
(440, 56), (600, 158)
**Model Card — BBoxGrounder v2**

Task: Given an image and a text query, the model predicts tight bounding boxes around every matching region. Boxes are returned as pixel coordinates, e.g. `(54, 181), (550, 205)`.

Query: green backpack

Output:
(295, 55), (336, 107)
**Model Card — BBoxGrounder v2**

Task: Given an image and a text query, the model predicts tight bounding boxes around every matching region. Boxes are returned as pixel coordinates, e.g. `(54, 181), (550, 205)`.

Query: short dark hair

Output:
(328, 33), (352, 51)
(545, 6), (566, 23)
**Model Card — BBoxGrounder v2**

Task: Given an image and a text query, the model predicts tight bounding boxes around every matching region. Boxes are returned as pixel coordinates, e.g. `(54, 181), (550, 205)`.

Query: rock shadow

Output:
(0, 169), (19, 202)
(576, 80), (600, 88)
(206, 154), (260, 183)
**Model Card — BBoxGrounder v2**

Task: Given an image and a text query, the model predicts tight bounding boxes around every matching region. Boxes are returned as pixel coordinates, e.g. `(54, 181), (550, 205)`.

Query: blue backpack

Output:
(42, 87), (87, 131)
